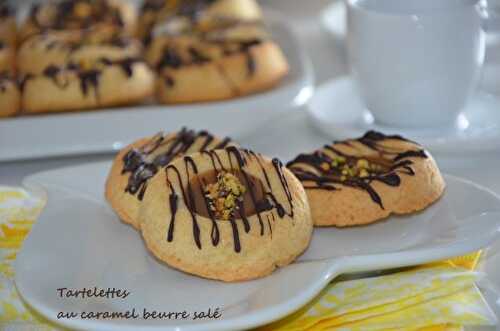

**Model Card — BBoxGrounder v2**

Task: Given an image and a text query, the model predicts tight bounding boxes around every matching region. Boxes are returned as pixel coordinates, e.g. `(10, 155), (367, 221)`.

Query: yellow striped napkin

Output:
(257, 263), (495, 331)
(0, 186), (496, 331)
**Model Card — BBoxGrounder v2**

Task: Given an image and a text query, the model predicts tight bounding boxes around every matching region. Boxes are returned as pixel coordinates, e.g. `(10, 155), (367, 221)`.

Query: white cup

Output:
(346, 0), (485, 128)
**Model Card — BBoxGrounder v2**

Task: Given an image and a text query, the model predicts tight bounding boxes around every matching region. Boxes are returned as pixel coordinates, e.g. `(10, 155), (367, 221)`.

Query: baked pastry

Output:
(105, 128), (235, 230)
(287, 131), (445, 227)
(0, 1), (16, 75)
(140, 0), (288, 103)
(137, 0), (263, 45)
(21, 56), (154, 113)
(0, 73), (21, 117)
(18, 28), (142, 75)
(19, 0), (137, 41)
(147, 20), (289, 103)
(0, 0), (16, 47)
(139, 147), (312, 281)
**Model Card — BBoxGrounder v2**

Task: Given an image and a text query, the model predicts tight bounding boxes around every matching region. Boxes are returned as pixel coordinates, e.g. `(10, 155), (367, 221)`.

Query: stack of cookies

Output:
(0, 0), (289, 117)
(17, 0), (155, 114)
(105, 129), (445, 282)
(139, 0), (289, 103)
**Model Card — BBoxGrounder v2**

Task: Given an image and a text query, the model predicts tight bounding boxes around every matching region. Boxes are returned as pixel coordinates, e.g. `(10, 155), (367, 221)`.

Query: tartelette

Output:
(105, 128), (235, 229)
(139, 147), (313, 281)
(287, 131), (445, 226)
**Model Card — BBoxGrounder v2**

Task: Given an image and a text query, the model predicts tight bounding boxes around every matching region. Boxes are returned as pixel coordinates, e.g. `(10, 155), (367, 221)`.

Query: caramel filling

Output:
(187, 169), (266, 220)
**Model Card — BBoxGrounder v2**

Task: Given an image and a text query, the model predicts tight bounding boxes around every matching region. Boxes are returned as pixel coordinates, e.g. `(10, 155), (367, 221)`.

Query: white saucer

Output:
(307, 76), (500, 153)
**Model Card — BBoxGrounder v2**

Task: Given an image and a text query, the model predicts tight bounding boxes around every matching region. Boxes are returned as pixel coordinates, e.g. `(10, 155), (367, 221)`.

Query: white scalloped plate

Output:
(14, 161), (500, 331)
(0, 9), (313, 162)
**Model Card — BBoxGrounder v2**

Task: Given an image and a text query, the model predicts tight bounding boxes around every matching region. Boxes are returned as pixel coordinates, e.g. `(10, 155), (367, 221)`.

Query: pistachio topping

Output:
(319, 156), (385, 182)
(287, 131), (429, 209)
(204, 171), (246, 220)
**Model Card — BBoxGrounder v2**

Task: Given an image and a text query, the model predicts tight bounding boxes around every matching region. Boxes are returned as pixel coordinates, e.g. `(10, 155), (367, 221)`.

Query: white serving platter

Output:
(0, 10), (313, 162)
(14, 160), (500, 331)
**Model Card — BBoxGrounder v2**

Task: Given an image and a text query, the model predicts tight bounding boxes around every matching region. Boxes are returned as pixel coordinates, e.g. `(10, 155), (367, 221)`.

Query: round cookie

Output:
(287, 131), (445, 227)
(139, 147), (312, 281)
(105, 129), (235, 230)
(21, 57), (154, 114)
(0, 74), (20, 117)
(18, 29), (142, 75)
(19, 0), (137, 41)
(147, 22), (289, 103)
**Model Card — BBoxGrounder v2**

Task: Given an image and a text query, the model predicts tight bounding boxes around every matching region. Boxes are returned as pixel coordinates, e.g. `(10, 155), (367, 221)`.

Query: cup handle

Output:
(479, 0), (500, 31)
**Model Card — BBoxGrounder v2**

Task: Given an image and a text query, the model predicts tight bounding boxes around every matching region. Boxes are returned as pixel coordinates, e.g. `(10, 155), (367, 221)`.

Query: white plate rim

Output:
(13, 161), (500, 331)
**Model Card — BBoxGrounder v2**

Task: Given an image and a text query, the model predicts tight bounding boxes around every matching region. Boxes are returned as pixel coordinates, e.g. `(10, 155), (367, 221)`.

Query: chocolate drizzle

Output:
(178, 0), (216, 20)
(157, 47), (183, 69)
(164, 147), (295, 253)
(113, 57), (141, 77)
(287, 131), (428, 209)
(240, 40), (260, 77)
(30, 0), (126, 32)
(0, 72), (9, 93)
(23, 57), (142, 95)
(63, 34), (133, 53)
(19, 74), (34, 92)
(157, 38), (261, 87)
(188, 47), (210, 64)
(43, 65), (70, 89)
(121, 128), (232, 201)
(164, 75), (175, 87)
(0, 1), (11, 18)
(142, 0), (216, 21)
(78, 69), (101, 97)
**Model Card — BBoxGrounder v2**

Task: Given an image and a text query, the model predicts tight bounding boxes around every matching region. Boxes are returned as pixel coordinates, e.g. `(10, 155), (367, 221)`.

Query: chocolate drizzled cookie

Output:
(105, 128), (235, 230)
(287, 131), (445, 227)
(139, 147), (312, 281)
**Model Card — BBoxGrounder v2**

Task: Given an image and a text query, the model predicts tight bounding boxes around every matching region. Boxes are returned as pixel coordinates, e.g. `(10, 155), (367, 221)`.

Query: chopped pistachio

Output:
(347, 167), (356, 177)
(204, 172), (246, 220)
(320, 162), (330, 171)
(224, 194), (235, 208)
(359, 169), (369, 178)
(222, 209), (231, 220)
(334, 155), (346, 164)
